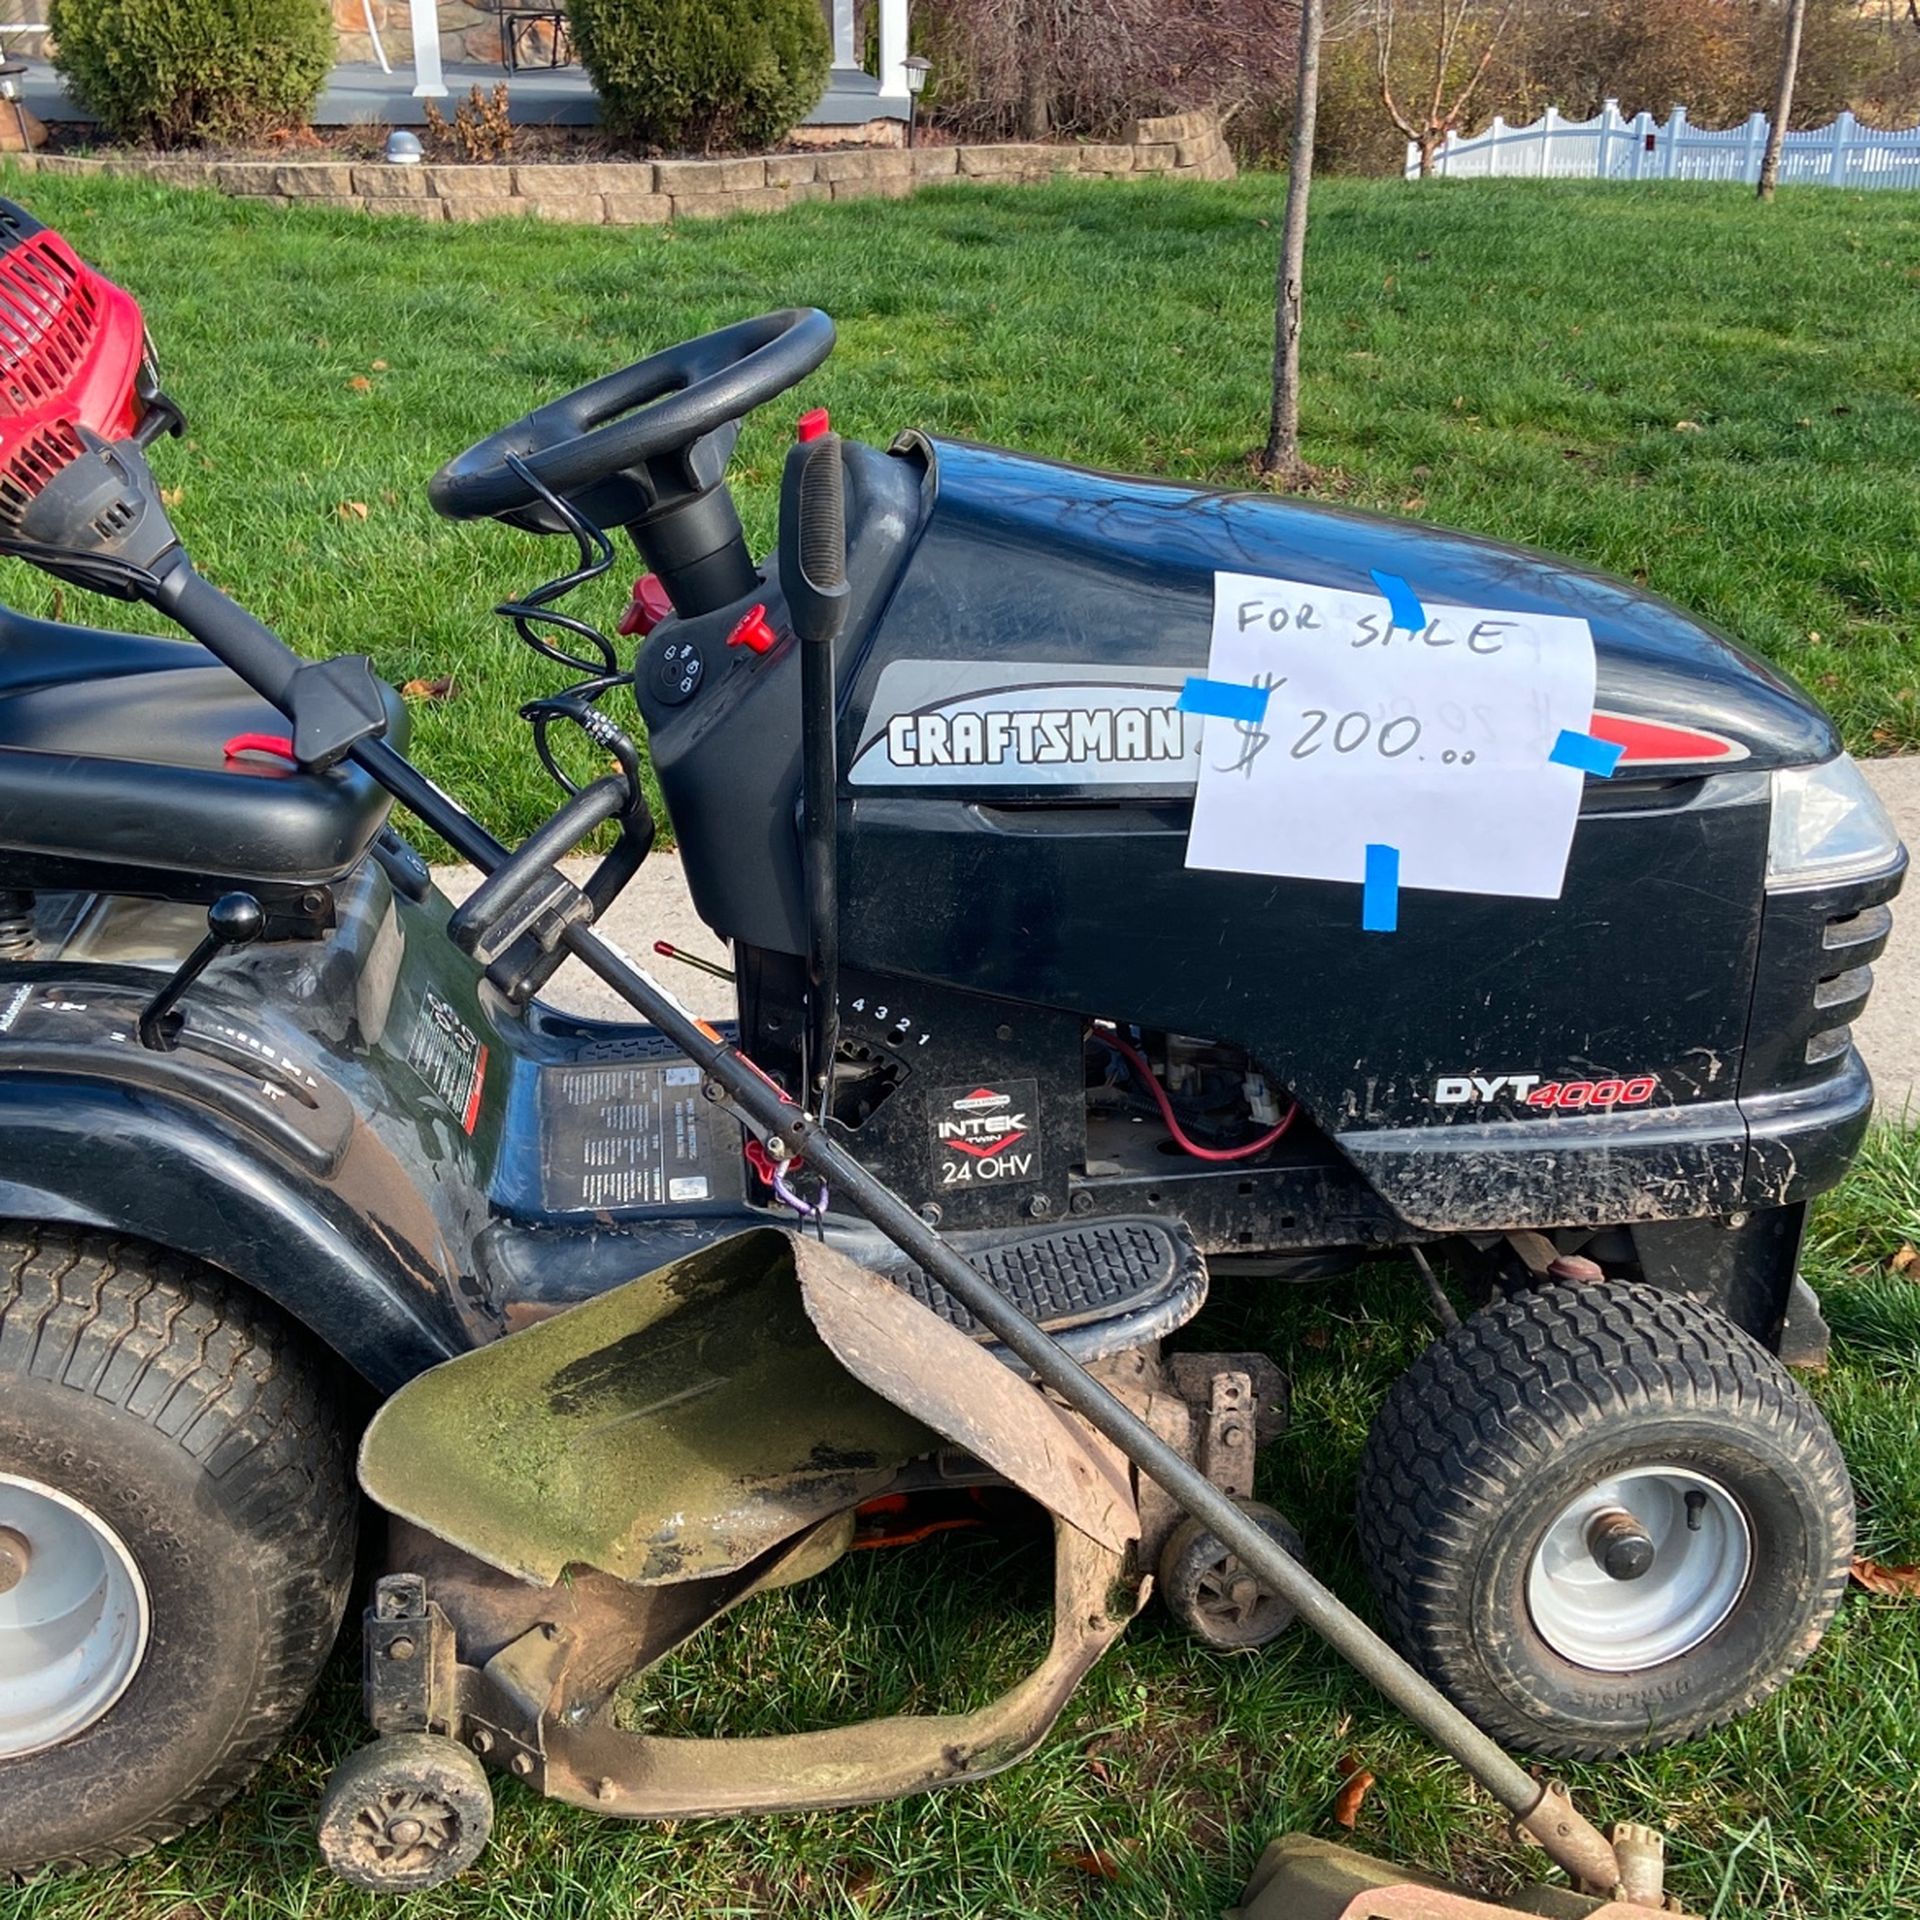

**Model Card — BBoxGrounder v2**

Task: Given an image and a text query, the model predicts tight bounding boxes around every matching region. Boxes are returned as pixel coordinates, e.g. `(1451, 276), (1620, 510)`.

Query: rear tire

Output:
(0, 1227), (356, 1872)
(1355, 1281), (1853, 1759)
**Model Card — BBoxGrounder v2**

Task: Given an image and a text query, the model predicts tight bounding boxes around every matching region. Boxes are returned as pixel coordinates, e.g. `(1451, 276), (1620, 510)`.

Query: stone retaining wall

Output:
(7, 112), (1234, 224)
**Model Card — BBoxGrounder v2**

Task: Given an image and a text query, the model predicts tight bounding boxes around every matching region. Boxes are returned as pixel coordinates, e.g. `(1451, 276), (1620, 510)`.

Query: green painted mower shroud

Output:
(359, 1227), (1134, 1588)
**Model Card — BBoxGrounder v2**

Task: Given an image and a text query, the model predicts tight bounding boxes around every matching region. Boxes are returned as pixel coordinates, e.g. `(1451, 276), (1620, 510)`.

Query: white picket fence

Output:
(1409, 100), (1920, 189)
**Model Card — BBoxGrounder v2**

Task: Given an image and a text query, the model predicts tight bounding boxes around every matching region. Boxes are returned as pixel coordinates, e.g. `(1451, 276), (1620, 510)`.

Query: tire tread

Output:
(1355, 1280), (1853, 1758)
(0, 1225), (356, 1871)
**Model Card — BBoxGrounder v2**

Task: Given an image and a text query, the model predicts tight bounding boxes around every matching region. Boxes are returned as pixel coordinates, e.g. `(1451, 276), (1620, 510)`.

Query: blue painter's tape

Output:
(1177, 676), (1270, 725)
(1369, 569), (1426, 633)
(1362, 843), (1400, 933)
(1548, 728), (1626, 779)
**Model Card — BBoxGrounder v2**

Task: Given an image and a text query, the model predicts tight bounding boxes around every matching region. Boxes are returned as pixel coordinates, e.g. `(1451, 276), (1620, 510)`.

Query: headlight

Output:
(1767, 755), (1904, 891)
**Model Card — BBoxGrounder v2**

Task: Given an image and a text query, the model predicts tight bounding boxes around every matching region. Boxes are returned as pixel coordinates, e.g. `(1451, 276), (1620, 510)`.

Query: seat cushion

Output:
(0, 605), (406, 889)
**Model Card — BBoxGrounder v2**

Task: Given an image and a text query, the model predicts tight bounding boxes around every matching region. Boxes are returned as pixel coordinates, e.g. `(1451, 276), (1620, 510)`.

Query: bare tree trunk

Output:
(1020, 2), (1051, 140)
(1260, 0), (1324, 479)
(1758, 0), (1808, 200)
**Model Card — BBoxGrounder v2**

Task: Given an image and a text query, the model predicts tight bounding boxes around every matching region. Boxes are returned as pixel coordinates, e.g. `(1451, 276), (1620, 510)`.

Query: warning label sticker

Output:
(542, 1061), (721, 1212)
(406, 990), (488, 1135)
(931, 1079), (1040, 1189)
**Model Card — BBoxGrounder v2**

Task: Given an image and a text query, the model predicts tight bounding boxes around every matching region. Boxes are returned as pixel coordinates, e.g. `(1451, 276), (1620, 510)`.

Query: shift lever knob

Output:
(206, 891), (266, 948)
(137, 891), (264, 1051)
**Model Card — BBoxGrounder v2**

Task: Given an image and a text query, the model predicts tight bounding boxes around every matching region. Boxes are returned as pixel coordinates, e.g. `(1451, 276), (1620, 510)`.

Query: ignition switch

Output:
(646, 634), (705, 708)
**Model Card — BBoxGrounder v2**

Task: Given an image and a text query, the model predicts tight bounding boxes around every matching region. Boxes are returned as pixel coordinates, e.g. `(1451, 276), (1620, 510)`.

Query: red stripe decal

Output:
(462, 1045), (488, 1135)
(1586, 711), (1748, 766)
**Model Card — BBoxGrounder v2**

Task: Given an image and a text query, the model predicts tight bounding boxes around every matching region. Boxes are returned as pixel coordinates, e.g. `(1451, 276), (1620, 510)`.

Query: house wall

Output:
(332, 0), (559, 69)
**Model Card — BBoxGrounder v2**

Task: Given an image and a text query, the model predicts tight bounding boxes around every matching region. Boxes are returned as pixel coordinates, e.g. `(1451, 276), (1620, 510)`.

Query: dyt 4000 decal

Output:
(1435, 1071), (1661, 1111)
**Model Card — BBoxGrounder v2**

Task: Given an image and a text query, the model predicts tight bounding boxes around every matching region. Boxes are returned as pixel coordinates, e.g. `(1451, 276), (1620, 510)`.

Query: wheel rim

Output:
(1194, 1553), (1283, 1635)
(349, 1787), (463, 1877)
(0, 1473), (151, 1758)
(1526, 1465), (1751, 1673)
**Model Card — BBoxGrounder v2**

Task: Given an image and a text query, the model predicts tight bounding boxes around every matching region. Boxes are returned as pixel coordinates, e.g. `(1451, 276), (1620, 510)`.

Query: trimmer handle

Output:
(777, 429), (850, 649)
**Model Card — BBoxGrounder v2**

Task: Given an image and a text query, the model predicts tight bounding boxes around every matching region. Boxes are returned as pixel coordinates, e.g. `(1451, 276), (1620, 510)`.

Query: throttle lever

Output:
(779, 429), (850, 645)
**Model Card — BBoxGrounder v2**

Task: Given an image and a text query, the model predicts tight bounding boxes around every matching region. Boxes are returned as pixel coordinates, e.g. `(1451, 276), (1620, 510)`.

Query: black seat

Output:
(0, 604), (406, 904)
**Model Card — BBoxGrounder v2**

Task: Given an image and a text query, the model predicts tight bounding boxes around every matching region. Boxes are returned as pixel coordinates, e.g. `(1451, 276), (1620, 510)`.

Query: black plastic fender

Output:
(0, 1074), (468, 1389)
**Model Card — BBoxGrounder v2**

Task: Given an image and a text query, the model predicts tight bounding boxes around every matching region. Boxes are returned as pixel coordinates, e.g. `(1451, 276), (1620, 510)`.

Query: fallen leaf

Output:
(401, 674), (457, 702)
(1333, 1755), (1376, 1829)
(1400, 495), (1426, 512)
(1889, 1243), (1919, 1276)
(1056, 1841), (1141, 1879)
(1301, 1325), (1330, 1350)
(1085, 1754), (1112, 1787)
(1852, 1557), (1920, 1596)
(371, 359), (389, 371)
(337, 500), (369, 520)
(347, 375), (373, 393)
(1674, 419), (1703, 432)
(159, 486), (184, 508)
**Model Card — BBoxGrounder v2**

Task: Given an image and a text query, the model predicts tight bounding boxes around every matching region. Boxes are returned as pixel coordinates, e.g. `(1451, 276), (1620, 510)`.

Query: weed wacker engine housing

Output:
(0, 204), (184, 594)
(0, 195), (1902, 1912)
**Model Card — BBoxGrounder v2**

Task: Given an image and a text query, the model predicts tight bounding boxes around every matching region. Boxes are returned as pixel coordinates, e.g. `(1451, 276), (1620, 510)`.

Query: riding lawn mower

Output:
(0, 196), (1904, 1911)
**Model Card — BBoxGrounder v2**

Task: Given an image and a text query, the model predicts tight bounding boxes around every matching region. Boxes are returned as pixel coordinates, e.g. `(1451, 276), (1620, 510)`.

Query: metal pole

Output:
(160, 562), (1625, 1895)
(545, 907), (1625, 1895)
(344, 726), (1623, 1894)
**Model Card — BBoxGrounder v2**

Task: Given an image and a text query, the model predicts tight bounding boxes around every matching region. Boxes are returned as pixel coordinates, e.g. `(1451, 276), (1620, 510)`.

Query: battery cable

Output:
(1093, 1027), (1298, 1164)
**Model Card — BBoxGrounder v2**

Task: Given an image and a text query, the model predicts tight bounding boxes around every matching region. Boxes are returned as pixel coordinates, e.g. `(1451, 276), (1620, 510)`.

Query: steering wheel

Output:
(428, 308), (836, 534)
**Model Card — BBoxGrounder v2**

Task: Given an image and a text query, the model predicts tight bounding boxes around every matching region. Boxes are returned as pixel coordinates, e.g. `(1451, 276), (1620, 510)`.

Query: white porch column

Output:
(876, 0), (908, 99)
(410, 0), (446, 97)
(827, 0), (856, 68)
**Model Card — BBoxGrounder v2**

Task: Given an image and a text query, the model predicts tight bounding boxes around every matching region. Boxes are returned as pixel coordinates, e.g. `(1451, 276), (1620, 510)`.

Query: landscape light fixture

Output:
(0, 60), (29, 153)
(902, 54), (931, 149)
(384, 128), (424, 164)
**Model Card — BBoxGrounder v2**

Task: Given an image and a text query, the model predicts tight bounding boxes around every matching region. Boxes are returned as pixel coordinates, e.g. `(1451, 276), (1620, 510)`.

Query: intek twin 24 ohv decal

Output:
(932, 1079), (1041, 1189)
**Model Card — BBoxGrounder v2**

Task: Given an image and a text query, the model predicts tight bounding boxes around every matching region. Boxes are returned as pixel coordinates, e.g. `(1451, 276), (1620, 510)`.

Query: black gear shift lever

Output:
(138, 892), (264, 1052)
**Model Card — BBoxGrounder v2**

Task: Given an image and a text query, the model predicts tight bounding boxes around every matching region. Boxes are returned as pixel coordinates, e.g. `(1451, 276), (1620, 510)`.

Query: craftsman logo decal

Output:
(851, 661), (1201, 790)
(1434, 1072), (1660, 1110)
(882, 701), (1188, 772)
(933, 1078), (1040, 1188)
(407, 989), (489, 1135)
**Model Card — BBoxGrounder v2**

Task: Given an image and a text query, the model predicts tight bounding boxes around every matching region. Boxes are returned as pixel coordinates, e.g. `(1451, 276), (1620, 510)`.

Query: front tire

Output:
(1356, 1281), (1853, 1759)
(0, 1228), (357, 1872)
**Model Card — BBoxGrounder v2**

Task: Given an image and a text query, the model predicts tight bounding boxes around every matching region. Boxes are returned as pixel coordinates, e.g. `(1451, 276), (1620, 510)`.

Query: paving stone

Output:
(601, 190), (673, 225)
(275, 162), (358, 196)
(425, 164), (518, 197)
(524, 193), (605, 222)
(653, 156), (767, 193)
(352, 164), (430, 196)
(670, 187), (788, 218)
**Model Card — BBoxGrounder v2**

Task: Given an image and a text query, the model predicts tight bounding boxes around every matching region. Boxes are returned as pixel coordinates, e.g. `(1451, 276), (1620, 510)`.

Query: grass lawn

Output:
(3, 170), (1919, 1918)
(0, 168), (1915, 848)
(8, 1129), (1920, 1920)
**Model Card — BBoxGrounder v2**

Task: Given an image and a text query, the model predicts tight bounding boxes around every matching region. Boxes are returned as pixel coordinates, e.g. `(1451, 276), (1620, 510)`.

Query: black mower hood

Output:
(889, 437), (1837, 775)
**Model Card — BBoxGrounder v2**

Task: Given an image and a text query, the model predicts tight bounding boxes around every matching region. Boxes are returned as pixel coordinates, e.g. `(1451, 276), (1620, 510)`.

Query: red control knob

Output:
(726, 602), (778, 656)
(796, 407), (831, 443)
(617, 574), (674, 638)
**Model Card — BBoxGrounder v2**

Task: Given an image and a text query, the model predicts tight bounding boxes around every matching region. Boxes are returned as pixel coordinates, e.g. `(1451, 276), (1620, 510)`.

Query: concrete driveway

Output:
(446, 757), (1920, 1120)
